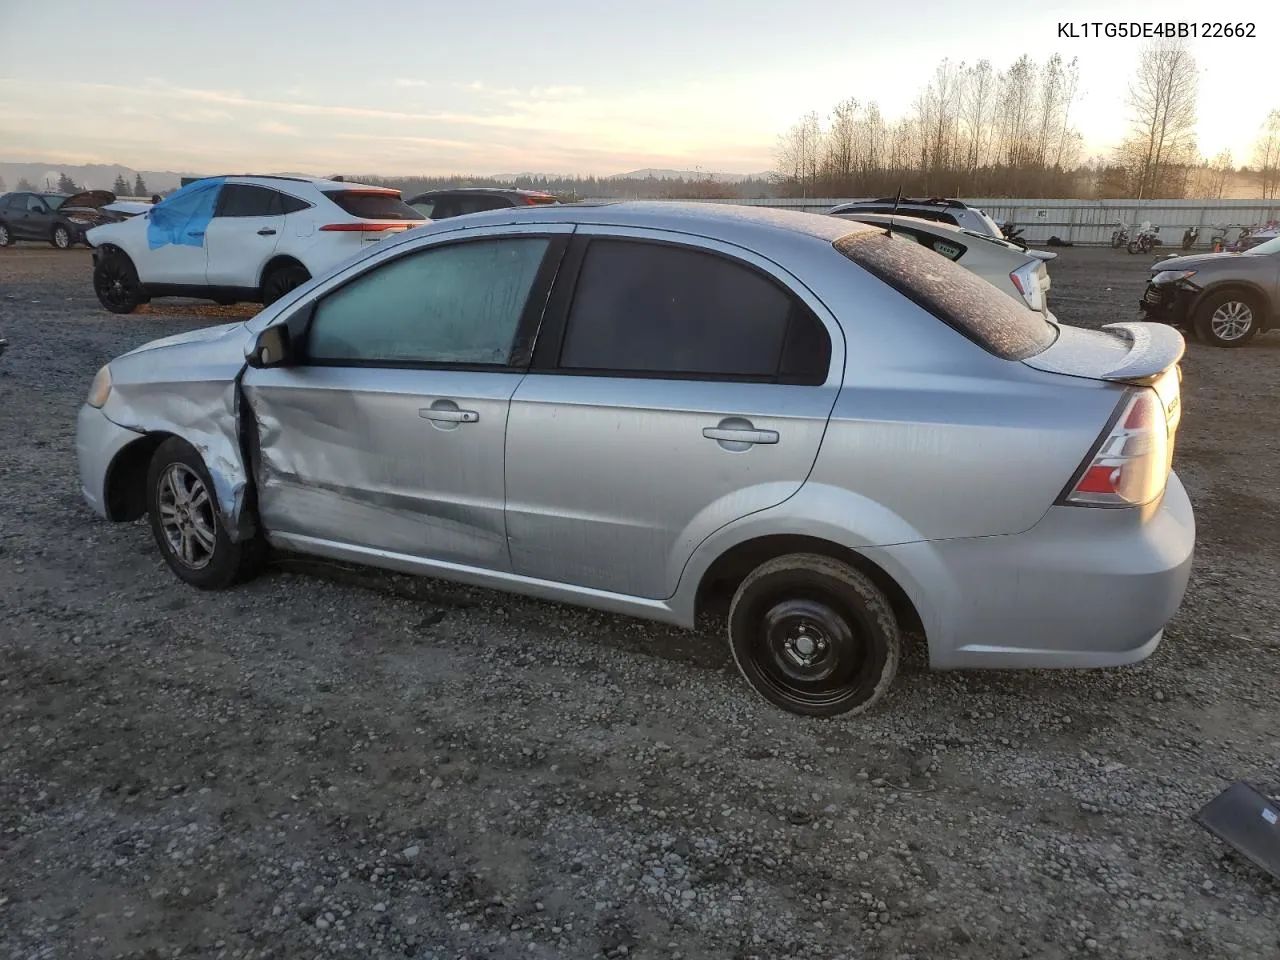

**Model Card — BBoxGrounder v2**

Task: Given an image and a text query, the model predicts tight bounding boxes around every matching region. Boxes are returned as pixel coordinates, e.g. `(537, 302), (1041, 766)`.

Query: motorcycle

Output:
(1110, 221), (1130, 249)
(1230, 225), (1253, 252)
(1127, 222), (1160, 254)
(1210, 223), (1231, 252)
(1181, 225), (1199, 250)
(1001, 219), (1028, 250)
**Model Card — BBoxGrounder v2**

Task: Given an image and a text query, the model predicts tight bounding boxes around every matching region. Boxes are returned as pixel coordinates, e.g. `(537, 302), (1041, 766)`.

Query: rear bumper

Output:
(876, 471), (1196, 670)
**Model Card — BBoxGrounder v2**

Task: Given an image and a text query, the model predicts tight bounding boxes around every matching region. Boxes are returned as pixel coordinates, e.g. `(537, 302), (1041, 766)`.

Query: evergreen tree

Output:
(112, 174), (130, 195)
(0, 175), (6, 193)
(16, 177), (35, 191)
(133, 173), (148, 196)
(57, 172), (78, 193)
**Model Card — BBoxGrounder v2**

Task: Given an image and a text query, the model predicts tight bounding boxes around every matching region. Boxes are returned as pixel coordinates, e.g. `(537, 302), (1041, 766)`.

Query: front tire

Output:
(145, 437), (264, 590)
(727, 554), (900, 718)
(261, 263), (310, 305)
(51, 224), (72, 249)
(1194, 289), (1260, 348)
(93, 250), (145, 314)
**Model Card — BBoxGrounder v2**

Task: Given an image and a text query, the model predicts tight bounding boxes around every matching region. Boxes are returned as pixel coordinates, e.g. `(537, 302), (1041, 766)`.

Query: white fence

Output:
(650, 198), (1280, 247)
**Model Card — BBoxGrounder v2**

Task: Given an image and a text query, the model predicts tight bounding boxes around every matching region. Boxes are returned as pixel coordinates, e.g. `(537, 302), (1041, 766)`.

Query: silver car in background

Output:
(831, 211), (1055, 314)
(76, 202), (1195, 718)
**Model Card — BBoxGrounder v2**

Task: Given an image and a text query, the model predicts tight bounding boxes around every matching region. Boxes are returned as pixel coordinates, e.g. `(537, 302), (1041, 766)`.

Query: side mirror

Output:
(246, 325), (291, 368)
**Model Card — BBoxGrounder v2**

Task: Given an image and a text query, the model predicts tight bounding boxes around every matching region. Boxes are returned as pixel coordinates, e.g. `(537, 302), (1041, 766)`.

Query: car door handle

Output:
(702, 426), (778, 444)
(257, 228), (277, 236)
(419, 408), (479, 423)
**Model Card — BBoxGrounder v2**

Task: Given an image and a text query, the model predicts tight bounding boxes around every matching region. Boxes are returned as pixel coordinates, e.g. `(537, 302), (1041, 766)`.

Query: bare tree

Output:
(823, 98), (859, 192)
(1253, 109), (1280, 199)
(774, 111), (824, 196)
(960, 60), (996, 172)
(1119, 41), (1198, 199)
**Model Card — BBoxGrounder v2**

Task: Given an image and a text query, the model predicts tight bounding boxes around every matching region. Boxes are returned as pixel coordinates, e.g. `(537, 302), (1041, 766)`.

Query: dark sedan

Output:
(1140, 234), (1280, 347)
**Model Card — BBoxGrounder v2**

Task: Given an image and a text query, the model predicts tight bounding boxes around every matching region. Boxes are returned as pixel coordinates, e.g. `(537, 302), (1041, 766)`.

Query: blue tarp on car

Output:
(146, 178), (224, 249)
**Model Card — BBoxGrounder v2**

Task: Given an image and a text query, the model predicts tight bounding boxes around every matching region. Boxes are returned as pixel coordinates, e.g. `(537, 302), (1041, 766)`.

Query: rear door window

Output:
(557, 239), (830, 383)
(834, 231), (1055, 360)
(322, 191), (426, 221)
(215, 184), (279, 217)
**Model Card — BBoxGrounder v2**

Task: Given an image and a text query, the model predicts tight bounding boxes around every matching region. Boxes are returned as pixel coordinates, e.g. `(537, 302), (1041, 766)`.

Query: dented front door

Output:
(238, 229), (566, 571)
(241, 367), (521, 569)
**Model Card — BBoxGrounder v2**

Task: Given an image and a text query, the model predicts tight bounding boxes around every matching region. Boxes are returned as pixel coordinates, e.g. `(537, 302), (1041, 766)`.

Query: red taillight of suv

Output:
(318, 222), (411, 232)
(1061, 387), (1176, 507)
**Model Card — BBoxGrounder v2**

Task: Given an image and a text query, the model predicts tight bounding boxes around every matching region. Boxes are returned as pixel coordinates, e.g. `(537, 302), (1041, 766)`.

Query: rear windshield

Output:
(834, 231), (1056, 361)
(321, 190), (426, 221)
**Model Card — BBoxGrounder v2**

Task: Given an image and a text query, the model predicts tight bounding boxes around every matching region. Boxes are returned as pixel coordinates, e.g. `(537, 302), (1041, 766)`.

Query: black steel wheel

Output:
(93, 251), (145, 314)
(728, 554), (900, 718)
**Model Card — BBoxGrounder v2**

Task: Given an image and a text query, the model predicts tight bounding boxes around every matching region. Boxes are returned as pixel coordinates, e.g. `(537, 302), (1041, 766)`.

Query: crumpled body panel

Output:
(100, 320), (256, 539)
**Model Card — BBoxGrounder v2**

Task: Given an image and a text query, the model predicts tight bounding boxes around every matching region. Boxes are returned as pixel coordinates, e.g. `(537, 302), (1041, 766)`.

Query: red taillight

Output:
(523, 195), (555, 205)
(1062, 389), (1173, 508)
(319, 222), (409, 232)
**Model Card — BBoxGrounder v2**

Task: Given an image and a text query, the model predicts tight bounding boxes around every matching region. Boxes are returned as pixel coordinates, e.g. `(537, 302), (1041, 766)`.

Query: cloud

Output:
(393, 78), (431, 89)
(256, 120), (301, 136)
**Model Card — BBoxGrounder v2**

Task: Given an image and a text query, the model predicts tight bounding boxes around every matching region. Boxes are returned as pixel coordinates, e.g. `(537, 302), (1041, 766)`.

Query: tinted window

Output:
(27, 196), (48, 213)
(307, 237), (549, 366)
(891, 228), (967, 261)
(558, 239), (828, 382)
(43, 195), (66, 210)
(277, 192), (310, 214)
(460, 195), (513, 214)
(217, 184), (282, 217)
(410, 199), (437, 217)
(321, 190), (425, 221)
(834, 231), (1055, 360)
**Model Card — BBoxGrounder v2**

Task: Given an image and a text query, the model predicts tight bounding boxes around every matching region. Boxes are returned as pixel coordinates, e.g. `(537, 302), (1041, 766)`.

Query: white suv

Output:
(85, 175), (427, 314)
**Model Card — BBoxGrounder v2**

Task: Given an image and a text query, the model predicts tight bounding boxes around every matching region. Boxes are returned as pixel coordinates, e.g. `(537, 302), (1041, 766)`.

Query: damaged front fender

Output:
(99, 320), (257, 540)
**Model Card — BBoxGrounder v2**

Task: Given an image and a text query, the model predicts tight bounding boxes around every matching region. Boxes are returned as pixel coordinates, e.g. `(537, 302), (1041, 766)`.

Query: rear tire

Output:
(728, 554), (900, 718)
(93, 250), (145, 314)
(0, 222), (12, 247)
(51, 224), (72, 249)
(1194, 289), (1260, 348)
(145, 437), (265, 590)
(261, 263), (310, 305)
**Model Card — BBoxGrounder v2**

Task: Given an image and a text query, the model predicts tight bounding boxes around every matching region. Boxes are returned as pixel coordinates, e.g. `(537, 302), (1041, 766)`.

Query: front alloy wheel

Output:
(156, 463), (218, 570)
(1195, 291), (1259, 348)
(145, 437), (265, 589)
(51, 225), (71, 249)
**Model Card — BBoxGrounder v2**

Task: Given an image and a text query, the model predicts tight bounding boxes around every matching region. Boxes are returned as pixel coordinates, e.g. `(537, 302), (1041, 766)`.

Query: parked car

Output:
(830, 212), (1055, 314)
(1140, 232), (1280, 347)
(76, 202), (1193, 718)
(0, 189), (134, 249)
(827, 196), (1005, 240)
(406, 187), (560, 220)
(84, 175), (427, 313)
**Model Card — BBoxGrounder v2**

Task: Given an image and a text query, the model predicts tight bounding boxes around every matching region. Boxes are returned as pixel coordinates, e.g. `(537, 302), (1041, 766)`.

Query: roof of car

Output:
(188, 174), (393, 192)
(410, 186), (557, 198)
(412, 200), (875, 249)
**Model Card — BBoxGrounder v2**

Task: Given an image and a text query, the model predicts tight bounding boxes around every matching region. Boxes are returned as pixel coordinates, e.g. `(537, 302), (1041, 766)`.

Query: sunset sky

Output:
(1, 0), (1276, 176)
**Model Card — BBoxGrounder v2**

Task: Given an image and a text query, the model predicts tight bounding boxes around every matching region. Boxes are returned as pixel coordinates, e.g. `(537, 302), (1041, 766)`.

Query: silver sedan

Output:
(76, 202), (1195, 717)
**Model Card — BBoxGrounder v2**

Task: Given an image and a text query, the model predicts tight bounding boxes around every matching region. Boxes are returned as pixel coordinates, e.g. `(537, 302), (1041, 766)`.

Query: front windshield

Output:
(43, 195), (66, 210)
(1245, 234), (1280, 256)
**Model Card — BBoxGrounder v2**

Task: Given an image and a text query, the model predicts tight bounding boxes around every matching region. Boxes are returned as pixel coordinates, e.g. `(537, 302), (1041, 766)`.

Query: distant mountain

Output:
(0, 162), (200, 194)
(608, 168), (772, 183)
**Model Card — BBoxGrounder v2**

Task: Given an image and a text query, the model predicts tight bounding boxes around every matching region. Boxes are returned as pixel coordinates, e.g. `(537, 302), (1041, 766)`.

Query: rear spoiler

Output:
(1023, 321), (1185, 384)
(1026, 249), (1058, 262)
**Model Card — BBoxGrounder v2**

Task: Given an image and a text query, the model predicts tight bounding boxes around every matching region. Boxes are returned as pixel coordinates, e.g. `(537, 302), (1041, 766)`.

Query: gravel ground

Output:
(1, 242), (1278, 960)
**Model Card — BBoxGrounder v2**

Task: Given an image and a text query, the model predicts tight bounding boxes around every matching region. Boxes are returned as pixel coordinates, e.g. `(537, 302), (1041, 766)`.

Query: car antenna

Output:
(885, 186), (903, 236)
